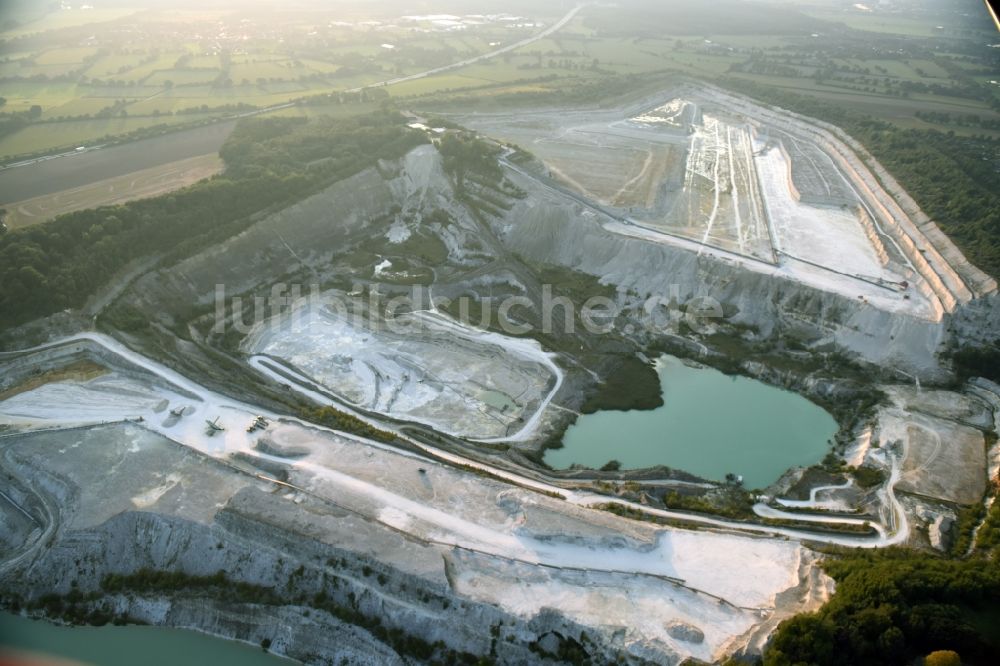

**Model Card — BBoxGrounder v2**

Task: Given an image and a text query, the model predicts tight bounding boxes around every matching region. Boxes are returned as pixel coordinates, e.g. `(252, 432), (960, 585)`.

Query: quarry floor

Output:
(0, 331), (956, 662)
(1, 84), (996, 662)
(454, 89), (942, 321)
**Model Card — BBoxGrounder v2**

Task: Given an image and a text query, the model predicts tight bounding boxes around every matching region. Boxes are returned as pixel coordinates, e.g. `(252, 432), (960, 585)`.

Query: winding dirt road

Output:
(3, 332), (913, 549)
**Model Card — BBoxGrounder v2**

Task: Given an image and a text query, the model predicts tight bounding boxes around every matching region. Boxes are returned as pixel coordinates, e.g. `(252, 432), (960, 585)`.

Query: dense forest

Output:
(0, 111), (426, 331)
(765, 537), (1000, 665)
(952, 344), (1000, 384)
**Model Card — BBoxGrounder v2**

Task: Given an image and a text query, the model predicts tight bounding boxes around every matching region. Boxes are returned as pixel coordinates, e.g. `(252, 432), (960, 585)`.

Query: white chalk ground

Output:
(448, 550), (774, 662)
(479, 529), (802, 611)
(754, 142), (895, 282)
(663, 113), (771, 260)
(0, 375), (168, 423)
(3, 334), (931, 659)
(242, 297), (558, 440)
(0, 334), (834, 662)
(608, 218), (933, 317)
(875, 393), (987, 505)
(843, 426), (874, 468)
(630, 98), (691, 127)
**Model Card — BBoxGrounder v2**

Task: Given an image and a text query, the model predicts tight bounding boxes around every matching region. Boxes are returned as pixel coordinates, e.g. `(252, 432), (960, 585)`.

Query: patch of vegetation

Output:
(300, 405), (396, 443)
(851, 465), (886, 489)
(100, 301), (150, 333)
(579, 355), (663, 413)
(668, 482), (758, 519)
(766, 547), (1000, 666)
(949, 341), (1000, 384)
(596, 502), (707, 530)
(973, 491), (1000, 552)
(438, 132), (503, 190)
(787, 466), (846, 501)
(949, 502), (987, 558)
(101, 569), (279, 602)
(758, 517), (878, 537)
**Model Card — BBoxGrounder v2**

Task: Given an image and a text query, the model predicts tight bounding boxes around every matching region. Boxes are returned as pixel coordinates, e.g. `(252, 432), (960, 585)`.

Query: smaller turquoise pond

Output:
(544, 356), (838, 489)
(0, 612), (292, 666)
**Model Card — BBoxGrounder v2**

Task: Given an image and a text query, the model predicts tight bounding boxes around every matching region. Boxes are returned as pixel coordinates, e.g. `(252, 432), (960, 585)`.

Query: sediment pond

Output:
(544, 355), (838, 489)
(0, 612), (292, 665)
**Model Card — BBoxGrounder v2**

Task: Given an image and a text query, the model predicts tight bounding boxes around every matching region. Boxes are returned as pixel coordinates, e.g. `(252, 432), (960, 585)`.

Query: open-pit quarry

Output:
(243, 297), (560, 441)
(0, 334), (844, 664)
(1, 82), (999, 665)
(2, 326), (995, 663)
(457, 84), (996, 326)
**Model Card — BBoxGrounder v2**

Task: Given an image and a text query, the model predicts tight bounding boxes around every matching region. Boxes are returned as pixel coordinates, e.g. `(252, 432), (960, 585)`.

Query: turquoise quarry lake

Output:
(0, 612), (291, 666)
(544, 356), (838, 489)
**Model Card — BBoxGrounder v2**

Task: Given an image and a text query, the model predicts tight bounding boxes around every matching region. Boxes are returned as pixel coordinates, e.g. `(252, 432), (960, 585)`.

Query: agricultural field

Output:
(0, 2), (565, 160)
(2, 0), (997, 161)
(0, 113), (214, 159)
(39, 97), (122, 120)
(385, 1), (1000, 139)
(386, 73), (500, 97)
(2, 8), (141, 38)
(0, 120), (236, 203)
(798, 9), (952, 37)
(2, 153), (224, 230)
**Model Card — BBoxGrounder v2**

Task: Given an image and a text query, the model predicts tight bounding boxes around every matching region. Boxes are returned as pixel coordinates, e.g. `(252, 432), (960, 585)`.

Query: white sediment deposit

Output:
(0, 337), (834, 664)
(1, 79), (997, 666)
(243, 297), (558, 440)
(454, 84), (998, 379)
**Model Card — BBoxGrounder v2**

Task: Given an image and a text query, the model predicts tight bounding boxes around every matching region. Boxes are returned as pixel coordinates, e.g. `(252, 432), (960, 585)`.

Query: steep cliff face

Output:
(125, 144), (491, 320)
(497, 187), (949, 379)
(951, 293), (1000, 349)
(107, 141), (989, 383)
(6, 508), (634, 665)
(110, 598), (405, 666)
(441, 83), (999, 381)
(0, 411), (829, 665)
